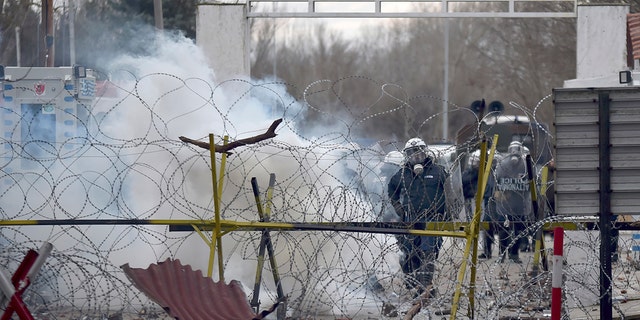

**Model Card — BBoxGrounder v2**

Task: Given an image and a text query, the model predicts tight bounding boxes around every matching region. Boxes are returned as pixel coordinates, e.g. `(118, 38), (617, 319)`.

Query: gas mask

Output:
(404, 147), (427, 175)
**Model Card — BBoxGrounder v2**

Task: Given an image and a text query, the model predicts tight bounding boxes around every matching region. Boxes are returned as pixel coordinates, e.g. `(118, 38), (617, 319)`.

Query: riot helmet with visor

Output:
(403, 138), (428, 174)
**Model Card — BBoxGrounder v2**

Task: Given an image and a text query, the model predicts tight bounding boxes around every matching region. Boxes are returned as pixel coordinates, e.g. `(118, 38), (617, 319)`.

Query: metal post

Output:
(208, 134), (225, 282)
(43, 0), (54, 67)
(0, 250), (39, 320)
(451, 136), (498, 320)
(251, 177), (268, 312)
(14, 27), (21, 67)
(598, 92), (612, 320)
(250, 174), (285, 318)
(442, 18), (449, 141)
(27, 242), (53, 280)
(528, 154), (548, 275)
(69, 0), (76, 65)
(551, 227), (564, 320)
(154, 0), (164, 30)
(467, 138), (487, 318)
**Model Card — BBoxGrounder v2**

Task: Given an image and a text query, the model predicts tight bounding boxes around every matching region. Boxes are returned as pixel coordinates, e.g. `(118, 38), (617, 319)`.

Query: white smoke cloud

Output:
(0, 30), (400, 317)
(95, 33), (399, 315)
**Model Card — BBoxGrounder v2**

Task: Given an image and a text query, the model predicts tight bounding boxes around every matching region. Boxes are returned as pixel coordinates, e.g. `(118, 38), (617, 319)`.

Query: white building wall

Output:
(196, 4), (250, 82)
(565, 4), (630, 87)
(1, 67), (95, 169)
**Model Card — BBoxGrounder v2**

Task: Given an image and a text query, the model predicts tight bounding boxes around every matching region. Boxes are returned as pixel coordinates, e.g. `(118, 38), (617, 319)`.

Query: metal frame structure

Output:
(247, 0), (578, 18)
(244, 0), (576, 141)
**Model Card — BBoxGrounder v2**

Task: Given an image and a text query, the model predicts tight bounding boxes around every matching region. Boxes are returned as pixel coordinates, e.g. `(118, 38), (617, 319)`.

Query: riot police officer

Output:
(388, 137), (448, 296)
(493, 141), (533, 263)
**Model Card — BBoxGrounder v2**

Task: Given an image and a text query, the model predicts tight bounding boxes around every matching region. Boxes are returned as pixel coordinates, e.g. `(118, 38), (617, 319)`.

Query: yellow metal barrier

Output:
(450, 135), (498, 320)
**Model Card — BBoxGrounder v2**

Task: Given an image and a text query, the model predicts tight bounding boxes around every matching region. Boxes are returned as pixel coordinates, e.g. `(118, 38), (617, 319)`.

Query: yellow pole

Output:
(0, 218), (590, 232)
(218, 136), (228, 194)
(540, 165), (549, 195)
(265, 173), (275, 217)
(193, 225), (213, 247)
(467, 141), (486, 318)
(216, 136), (228, 281)
(451, 135), (498, 320)
(207, 133), (224, 282)
(207, 133), (217, 278)
(532, 165), (550, 274)
(451, 148), (484, 319)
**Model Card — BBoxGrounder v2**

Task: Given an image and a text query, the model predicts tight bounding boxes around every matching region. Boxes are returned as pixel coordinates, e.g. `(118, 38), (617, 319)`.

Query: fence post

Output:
(551, 227), (564, 320)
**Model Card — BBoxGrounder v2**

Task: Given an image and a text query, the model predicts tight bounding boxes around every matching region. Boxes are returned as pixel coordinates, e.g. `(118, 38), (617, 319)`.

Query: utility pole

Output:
(442, 18), (450, 142)
(154, 0), (164, 30)
(15, 27), (21, 67)
(42, 0), (54, 67)
(154, 0), (164, 46)
(69, 0), (76, 66)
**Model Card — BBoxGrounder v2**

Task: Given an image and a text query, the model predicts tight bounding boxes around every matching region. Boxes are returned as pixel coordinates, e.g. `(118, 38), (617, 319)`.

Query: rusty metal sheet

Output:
(121, 259), (256, 320)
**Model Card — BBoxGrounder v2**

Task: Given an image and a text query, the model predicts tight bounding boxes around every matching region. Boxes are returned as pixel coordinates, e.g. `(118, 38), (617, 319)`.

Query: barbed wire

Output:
(0, 70), (636, 320)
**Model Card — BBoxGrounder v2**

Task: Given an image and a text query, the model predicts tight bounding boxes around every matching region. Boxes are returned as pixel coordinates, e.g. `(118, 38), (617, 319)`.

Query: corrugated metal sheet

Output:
(121, 259), (257, 320)
(553, 87), (640, 216)
(629, 13), (640, 61)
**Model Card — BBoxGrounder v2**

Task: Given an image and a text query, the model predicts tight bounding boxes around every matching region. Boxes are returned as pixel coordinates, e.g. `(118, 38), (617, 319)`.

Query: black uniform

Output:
(388, 156), (448, 290)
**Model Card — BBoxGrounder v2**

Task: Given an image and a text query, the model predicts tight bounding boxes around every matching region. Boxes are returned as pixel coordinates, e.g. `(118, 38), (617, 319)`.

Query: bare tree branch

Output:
(178, 118), (283, 155)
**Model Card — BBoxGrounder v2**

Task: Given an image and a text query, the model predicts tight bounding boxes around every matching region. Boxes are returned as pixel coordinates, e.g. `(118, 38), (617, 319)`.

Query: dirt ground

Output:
(26, 231), (640, 320)
(370, 230), (640, 320)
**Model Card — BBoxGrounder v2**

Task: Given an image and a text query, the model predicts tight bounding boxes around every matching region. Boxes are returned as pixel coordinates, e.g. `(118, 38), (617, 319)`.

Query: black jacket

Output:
(462, 166), (494, 202)
(461, 167), (479, 200)
(387, 157), (448, 223)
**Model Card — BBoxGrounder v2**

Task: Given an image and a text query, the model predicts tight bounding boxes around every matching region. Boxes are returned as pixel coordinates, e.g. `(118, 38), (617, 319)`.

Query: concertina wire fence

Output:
(0, 64), (637, 319)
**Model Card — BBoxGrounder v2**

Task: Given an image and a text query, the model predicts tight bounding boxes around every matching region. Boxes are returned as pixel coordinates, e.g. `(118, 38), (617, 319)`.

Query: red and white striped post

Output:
(551, 227), (564, 320)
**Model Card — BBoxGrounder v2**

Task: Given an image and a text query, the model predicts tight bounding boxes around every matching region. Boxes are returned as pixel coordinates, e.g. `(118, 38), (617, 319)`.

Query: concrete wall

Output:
(565, 4), (629, 87)
(196, 4), (249, 82)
